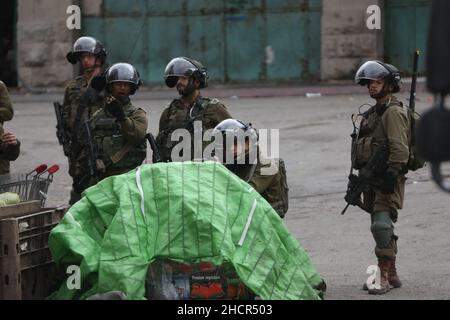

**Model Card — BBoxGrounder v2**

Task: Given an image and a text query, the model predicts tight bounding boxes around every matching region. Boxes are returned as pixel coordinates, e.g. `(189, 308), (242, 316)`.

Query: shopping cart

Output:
(0, 164), (59, 206)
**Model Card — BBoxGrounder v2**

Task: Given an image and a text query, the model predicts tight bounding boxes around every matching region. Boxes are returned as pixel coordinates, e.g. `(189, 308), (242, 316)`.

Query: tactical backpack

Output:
(406, 109), (426, 171)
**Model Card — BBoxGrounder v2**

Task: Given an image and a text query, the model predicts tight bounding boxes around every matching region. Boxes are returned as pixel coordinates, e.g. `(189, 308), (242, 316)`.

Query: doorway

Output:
(0, 0), (17, 86)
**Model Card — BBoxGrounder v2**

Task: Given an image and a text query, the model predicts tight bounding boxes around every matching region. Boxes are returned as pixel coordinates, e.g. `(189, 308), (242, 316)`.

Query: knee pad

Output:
(370, 212), (394, 248)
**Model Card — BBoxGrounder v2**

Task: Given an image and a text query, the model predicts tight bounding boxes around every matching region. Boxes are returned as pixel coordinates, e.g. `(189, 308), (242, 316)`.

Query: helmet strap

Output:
(374, 84), (393, 104)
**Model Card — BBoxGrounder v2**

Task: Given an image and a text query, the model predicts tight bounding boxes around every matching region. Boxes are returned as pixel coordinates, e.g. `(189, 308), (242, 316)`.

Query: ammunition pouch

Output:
(352, 136), (389, 174)
(353, 136), (374, 169)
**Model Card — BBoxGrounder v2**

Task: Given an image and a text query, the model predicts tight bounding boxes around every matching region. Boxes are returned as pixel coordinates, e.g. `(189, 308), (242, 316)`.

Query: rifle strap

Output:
(110, 143), (133, 164)
(72, 102), (87, 143)
(188, 96), (210, 123)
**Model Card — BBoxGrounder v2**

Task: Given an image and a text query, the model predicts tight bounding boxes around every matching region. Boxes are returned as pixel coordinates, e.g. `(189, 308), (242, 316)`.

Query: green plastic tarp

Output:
(49, 161), (322, 300)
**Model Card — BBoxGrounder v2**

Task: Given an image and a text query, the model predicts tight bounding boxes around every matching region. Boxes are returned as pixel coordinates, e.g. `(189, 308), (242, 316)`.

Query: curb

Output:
(9, 81), (428, 103)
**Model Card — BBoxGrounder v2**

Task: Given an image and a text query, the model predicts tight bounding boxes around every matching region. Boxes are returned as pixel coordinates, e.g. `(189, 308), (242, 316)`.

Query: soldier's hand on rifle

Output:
(380, 168), (398, 194)
(105, 95), (126, 121)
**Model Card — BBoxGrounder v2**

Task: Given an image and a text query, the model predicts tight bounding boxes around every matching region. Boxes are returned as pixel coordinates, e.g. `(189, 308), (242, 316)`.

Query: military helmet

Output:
(66, 36), (107, 64)
(105, 63), (142, 95)
(212, 119), (259, 165)
(355, 60), (401, 92)
(164, 57), (208, 89)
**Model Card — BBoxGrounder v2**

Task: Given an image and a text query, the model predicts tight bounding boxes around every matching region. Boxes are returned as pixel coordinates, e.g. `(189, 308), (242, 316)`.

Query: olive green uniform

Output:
(81, 99), (147, 184)
(353, 96), (410, 259)
(62, 76), (103, 204)
(156, 97), (231, 162)
(230, 156), (287, 218)
(0, 81), (14, 174)
(248, 157), (286, 217)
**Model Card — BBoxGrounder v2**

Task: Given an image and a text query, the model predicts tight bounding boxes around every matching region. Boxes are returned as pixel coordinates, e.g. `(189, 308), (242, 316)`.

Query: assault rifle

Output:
(409, 49), (419, 113)
(341, 144), (389, 215)
(53, 102), (70, 156)
(406, 49), (427, 173)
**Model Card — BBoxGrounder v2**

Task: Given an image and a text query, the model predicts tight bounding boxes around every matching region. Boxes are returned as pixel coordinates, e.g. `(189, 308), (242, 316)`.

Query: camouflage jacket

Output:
(87, 98), (148, 179)
(0, 81), (13, 123)
(62, 76), (103, 163)
(353, 95), (410, 174)
(0, 81), (14, 174)
(228, 155), (286, 218)
(248, 157), (285, 216)
(156, 96), (231, 162)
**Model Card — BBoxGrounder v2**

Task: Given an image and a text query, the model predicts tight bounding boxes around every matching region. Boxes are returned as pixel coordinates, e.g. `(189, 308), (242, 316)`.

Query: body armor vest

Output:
(352, 103), (390, 170)
(157, 96), (219, 161)
(90, 104), (146, 170)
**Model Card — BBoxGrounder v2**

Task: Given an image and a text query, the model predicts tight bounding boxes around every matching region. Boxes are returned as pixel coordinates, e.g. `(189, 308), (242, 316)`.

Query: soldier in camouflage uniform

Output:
(62, 36), (108, 204)
(353, 60), (409, 294)
(79, 63), (147, 184)
(0, 80), (15, 174)
(156, 57), (232, 162)
(212, 119), (288, 218)
(212, 119), (328, 295)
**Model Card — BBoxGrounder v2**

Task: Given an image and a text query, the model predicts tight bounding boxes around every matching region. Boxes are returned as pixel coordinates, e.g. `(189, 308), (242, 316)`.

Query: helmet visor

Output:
(164, 58), (197, 77)
(355, 61), (390, 85)
(107, 63), (139, 85)
(73, 37), (98, 54)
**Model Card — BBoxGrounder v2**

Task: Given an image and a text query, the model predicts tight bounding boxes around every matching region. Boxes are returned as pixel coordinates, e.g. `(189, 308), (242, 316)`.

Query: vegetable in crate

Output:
(0, 192), (21, 206)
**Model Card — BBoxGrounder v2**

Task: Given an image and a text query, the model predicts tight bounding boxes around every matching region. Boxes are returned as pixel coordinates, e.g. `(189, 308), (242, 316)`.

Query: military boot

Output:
(368, 258), (391, 295)
(388, 257), (402, 288)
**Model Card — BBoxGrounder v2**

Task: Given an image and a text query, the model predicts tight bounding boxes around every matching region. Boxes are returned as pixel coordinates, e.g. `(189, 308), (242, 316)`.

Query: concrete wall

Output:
(81, 0), (102, 16)
(17, 0), (77, 88)
(321, 0), (384, 80)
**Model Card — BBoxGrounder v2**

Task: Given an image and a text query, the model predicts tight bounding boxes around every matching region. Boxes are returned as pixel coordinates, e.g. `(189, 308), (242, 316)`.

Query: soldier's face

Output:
(368, 79), (386, 98)
(111, 82), (131, 98)
(80, 53), (97, 70)
(176, 76), (197, 96)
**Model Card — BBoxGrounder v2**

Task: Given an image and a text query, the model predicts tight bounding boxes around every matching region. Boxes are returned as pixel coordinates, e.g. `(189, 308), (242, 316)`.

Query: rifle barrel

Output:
(409, 49), (420, 112)
(341, 203), (350, 215)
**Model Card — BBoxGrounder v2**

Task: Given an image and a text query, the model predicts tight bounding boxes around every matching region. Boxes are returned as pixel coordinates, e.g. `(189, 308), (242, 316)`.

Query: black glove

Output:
(105, 95), (126, 121)
(380, 170), (397, 194)
(79, 87), (99, 106)
(91, 75), (107, 92)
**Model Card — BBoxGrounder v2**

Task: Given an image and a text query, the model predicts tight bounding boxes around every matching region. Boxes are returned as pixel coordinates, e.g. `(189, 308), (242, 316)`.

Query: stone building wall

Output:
(321, 0), (384, 80)
(16, 0), (77, 88)
(15, 0), (387, 86)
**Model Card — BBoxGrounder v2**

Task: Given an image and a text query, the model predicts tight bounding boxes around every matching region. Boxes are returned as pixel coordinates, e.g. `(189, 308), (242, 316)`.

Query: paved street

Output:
(5, 86), (450, 300)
